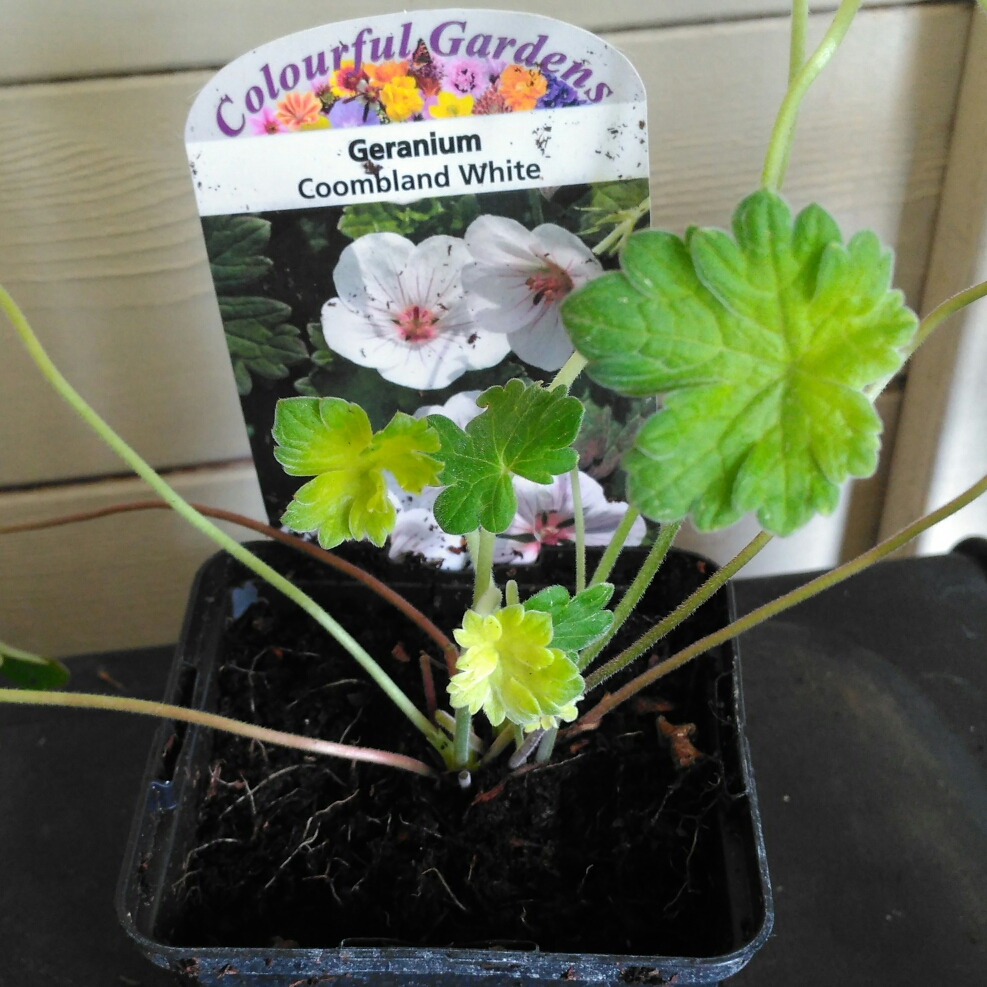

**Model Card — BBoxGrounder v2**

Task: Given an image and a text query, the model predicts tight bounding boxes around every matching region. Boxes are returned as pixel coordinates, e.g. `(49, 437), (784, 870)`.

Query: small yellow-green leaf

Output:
(273, 397), (442, 548)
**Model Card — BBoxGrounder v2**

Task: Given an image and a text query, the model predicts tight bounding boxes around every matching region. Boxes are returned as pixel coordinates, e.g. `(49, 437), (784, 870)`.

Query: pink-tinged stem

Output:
(0, 498), (458, 676)
(0, 688), (438, 778)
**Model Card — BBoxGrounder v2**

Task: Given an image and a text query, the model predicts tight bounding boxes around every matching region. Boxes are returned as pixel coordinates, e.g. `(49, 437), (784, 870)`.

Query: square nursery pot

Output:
(117, 541), (772, 986)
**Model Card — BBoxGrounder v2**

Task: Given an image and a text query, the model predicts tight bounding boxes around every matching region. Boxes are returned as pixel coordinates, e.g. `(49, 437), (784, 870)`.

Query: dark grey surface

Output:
(0, 646), (177, 987)
(1, 551), (985, 985)
(729, 551), (987, 986)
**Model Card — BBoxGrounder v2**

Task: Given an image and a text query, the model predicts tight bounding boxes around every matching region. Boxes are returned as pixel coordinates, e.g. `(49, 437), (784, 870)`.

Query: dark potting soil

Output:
(166, 544), (746, 958)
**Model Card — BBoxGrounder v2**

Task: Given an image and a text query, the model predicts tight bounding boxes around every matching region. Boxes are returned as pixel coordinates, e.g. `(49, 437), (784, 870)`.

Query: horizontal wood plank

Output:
(0, 464), (266, 658)
(1, 1), (935, 85)
(0, 4), (969, 491)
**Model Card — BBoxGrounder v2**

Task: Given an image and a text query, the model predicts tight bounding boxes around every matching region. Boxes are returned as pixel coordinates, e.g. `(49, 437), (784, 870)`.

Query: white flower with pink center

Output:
(494, 471), (646, 564)
(462, 217), (603, 371)
(321, 233), (510, 389)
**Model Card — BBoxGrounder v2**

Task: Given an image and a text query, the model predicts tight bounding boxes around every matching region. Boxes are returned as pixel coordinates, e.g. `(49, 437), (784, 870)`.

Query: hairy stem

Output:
(0, 285), (450, 760)
(570, 467), (587, 594)
(479, 724), (515, 766)
(578, 520), (681, 671)
(549, 352), (589, 392)
(0, 498), (459, 676)
(576, 469), (987, 730)
(0, 689), (438, 777)
(453, 705), (472, 769)
(585, 531), (773, 692)
(590, 506), (641, 587)
(762, 0), (862, 190)
(472, 528), (496, 609)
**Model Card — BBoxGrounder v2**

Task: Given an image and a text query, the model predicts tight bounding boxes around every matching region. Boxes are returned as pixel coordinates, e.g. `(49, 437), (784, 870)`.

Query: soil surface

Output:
(165, 545), (753, 958)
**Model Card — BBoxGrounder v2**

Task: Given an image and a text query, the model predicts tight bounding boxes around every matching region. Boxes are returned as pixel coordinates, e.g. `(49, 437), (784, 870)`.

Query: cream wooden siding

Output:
(2, 1), (935, 84)
(0, 2), (980, 656)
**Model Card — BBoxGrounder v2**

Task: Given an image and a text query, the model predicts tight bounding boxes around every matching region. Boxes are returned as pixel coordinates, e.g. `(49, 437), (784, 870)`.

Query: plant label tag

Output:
(186, 9), (651, 568)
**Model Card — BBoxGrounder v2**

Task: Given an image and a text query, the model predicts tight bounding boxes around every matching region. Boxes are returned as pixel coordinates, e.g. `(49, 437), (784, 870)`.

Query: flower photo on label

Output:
(321, 233), (510, 389)
(495, 471), (646, 564)
(275, 91), (325, 130)
(463, 216), (603, 371)
(249, 107), (285, 135)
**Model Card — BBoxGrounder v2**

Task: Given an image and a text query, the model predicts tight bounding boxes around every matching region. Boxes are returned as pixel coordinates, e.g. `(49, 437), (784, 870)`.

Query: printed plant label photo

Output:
(185, 9), (652, 569)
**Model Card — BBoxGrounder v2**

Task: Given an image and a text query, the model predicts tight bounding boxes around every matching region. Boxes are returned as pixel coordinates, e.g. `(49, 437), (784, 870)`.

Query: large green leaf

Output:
(273, 397), (442, 548)
(202, 215), (274, 290)
(561, 190), (918, 536)
(428, 380), (583, 535)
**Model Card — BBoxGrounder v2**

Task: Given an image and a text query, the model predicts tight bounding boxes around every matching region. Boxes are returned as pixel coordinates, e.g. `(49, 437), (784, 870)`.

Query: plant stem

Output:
(479, 724), (515, 766)
(535, 726), (558, 763)
(762, 0), (862, 191)
(453, 705), (472, 769)
(584, 530), (773, 692)
(778, 0), (810, 182)
(577, 520), (681, 671)
(508, 728), (544, 769)
(590, 507), (641, 587)
(570, 467), (586, 594)
(472, 528), (496, 609)
(0, 498), (460, 675)
(549, 352), (589, 392)
(789, 0), (808, 85)
(0, 284), (450, 761)
(575, 468), (987, 730)
(904, 278), (987, 359)
(0, 689), (438, 777)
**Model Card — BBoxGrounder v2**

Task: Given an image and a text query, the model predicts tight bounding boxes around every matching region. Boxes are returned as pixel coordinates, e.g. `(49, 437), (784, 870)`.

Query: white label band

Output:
(188, 103), (648, 216)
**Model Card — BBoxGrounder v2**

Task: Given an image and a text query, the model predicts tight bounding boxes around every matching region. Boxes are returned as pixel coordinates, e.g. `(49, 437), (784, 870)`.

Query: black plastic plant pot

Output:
(117, 541), (773, 986)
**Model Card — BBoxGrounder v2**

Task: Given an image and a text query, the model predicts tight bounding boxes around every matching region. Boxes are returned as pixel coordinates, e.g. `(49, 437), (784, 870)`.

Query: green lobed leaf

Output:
(220, 297), (308, 396)
(561, 189), (919, 536)
(524, 583), (615, 657)
(0, 653), (70, 690)
(428, 380), (584, 535)
(273, 397), (442, 548)
(202, 215), (274, 290)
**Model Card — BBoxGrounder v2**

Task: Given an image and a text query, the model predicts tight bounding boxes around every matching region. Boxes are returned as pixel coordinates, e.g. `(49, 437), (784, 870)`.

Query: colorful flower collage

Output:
(248, 41), (585, 136)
